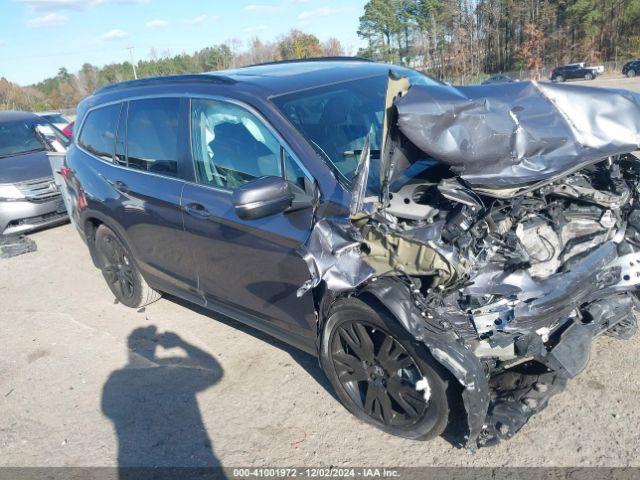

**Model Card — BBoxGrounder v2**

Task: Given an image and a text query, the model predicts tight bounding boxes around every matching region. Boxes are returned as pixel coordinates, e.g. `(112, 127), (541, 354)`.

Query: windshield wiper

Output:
(0, 148), (46, 159)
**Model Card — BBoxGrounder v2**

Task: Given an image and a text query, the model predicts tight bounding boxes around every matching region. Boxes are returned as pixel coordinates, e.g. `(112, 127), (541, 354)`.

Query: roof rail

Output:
(242, 56), (375, 69)
(93, 74), (236, 95)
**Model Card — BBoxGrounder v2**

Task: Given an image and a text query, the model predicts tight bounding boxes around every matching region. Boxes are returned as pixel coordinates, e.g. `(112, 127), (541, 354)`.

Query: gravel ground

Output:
(2, 75), (640, 469)
(579, 73), (640, 91)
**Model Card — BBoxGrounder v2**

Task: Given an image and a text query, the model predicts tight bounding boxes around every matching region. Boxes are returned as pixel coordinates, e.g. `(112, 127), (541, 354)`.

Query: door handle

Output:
(185, 202), (211, 218)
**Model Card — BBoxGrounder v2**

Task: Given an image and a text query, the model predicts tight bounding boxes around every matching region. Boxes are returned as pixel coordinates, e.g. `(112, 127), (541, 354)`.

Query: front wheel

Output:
(320, 298), (452, 440)
(555, 75), (564, 82)
(585, 72), (593, 80)
(628, 69), (637, 78)
(94, 224), (161, 308)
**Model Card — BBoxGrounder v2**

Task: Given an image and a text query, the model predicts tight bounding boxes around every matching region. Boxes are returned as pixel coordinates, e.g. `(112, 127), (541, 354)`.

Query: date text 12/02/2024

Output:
(231, 468), (401, 478)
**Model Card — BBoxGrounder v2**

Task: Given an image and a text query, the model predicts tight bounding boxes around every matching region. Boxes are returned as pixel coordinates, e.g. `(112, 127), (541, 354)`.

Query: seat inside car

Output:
(208, 122), (279, 181)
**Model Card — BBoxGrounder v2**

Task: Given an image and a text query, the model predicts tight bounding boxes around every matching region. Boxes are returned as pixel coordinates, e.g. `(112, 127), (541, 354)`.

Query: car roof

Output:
(0, 111), (43, 123)
(35, 111), (63, 116)
(217, 59), (395, 96)
(93, 59), (417, 99)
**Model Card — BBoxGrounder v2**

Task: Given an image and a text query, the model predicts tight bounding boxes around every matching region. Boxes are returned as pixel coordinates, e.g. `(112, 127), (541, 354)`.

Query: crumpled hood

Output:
(393, 80), (640, 189)
(0, 150), (52, 184)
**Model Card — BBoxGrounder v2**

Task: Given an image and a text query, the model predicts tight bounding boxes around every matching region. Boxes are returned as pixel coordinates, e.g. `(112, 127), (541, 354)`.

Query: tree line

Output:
(1, 30), (344, 111)
(357, 0), (640, 79)
(3, 0), (640, 111)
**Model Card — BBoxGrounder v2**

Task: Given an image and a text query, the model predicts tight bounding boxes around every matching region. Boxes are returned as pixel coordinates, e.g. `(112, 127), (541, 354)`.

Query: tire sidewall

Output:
(319, 298), (451, 440)
(629, 69), (636, 78)
(95, 225), (145, 308)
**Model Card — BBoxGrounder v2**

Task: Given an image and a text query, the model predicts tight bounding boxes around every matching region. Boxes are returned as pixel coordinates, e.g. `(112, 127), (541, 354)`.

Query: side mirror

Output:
(232, 176), (294, 220)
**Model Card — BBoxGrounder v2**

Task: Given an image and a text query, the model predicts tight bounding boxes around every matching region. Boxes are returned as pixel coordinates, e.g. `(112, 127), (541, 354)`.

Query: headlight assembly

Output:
(0, 184), (25, 201)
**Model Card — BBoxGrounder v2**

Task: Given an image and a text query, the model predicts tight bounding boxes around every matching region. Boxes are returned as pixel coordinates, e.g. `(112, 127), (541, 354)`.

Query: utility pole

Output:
(126, 46), (138, 79)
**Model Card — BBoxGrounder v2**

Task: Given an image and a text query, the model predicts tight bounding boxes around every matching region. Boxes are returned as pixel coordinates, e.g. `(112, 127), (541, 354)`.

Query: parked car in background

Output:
(35, 111), (70, 131)
(0, 111), (69, 236)
(481, 74), (515, 85)
(566, 62), (604, 75)
(623, 59), (640, 77)
(550, 63), (598, 82)
(62, 120), (74, 138)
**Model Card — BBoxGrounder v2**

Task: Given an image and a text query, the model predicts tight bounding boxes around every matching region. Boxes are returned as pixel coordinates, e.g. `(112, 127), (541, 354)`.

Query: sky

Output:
(0, 0), (368, 86)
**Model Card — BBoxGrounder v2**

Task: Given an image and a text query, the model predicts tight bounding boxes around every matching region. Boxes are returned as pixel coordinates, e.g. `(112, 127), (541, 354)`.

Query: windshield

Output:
(272, 70), (441, 192)
(0, 118), (69, 158)
(42, 114), (68, 124)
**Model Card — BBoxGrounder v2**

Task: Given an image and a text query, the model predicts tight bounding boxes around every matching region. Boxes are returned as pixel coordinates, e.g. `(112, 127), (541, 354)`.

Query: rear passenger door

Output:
(107, 97), (198, 298)
(181, 97), (317, 339)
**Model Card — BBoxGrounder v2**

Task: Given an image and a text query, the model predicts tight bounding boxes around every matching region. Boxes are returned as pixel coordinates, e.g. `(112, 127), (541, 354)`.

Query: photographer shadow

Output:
(102, 326), (224, 478)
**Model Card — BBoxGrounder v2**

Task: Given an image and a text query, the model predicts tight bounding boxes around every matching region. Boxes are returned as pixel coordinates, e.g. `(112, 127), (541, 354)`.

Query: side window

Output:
(126, 98), (180, 177)
(190, 98), (283, 189)
(78, 103), (121, 161)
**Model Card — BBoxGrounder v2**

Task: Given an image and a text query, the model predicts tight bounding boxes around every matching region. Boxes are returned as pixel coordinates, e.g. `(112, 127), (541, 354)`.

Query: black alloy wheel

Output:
(320, 297), (452, 440)
(100, 232), (136, 301)
(94, 224), (161, 308)
(330, 320), (428, 427)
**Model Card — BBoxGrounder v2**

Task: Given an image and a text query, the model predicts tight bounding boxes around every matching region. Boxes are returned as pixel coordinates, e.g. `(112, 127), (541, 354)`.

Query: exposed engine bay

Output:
(298, 76), (640, 449)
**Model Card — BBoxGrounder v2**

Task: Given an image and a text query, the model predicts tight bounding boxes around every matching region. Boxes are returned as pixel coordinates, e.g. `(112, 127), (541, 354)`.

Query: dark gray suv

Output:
(63, 59), (640, 448)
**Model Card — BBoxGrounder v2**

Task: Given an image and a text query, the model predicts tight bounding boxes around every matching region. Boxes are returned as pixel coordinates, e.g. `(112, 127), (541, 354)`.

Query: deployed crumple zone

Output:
(299, 76), (640, 448)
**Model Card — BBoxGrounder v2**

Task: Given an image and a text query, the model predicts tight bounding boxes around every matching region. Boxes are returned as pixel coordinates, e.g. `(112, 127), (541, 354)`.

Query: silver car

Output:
(0, 111), (69, 235)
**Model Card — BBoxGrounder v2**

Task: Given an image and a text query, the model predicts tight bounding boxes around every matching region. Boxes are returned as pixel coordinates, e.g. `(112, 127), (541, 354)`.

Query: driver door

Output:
(181, 97), (317, 342)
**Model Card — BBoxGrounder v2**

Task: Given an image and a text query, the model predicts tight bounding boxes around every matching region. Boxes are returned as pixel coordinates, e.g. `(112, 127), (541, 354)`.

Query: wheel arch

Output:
(83, 216), (104, 268)
(81, 213), (133, 271)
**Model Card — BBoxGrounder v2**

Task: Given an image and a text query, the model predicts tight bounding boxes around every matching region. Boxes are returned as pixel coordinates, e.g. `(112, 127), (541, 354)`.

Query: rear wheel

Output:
(94, 224), (161, 308)
(320, 298), (452, 440)
(628, 69), (637, 78)
(584, 72), (593, 80)
(555, 75), (564, 82)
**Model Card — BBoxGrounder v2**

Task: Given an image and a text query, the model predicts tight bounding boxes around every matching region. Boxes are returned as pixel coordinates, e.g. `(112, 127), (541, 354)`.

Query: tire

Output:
(556, 75), (564, 82)
(319, 297), (452, 441)
(584, 73), (593, 80)
(628, 69), (636, 78)
(94, 224), (161, 308)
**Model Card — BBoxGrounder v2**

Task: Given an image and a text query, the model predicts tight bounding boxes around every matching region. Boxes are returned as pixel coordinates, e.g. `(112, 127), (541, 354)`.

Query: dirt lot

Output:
(2, 75), (640, 469)
(586, 73), (640, 91)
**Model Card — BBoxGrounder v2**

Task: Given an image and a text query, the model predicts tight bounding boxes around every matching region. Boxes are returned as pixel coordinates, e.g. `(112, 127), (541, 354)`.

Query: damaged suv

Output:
(64, 59), (640, 448)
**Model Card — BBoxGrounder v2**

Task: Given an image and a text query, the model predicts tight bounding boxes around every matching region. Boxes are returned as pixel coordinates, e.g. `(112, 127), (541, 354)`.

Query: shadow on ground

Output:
(101, 325), (225, 478)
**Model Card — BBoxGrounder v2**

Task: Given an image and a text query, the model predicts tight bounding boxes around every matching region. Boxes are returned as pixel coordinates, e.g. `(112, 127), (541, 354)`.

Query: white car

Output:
(567, 62), (605, 75)
(34, 111), (70, 131)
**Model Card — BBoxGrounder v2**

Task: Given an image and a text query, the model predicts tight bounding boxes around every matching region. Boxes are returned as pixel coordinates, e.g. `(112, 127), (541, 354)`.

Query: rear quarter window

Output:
(78, 104), (122, 161)
(125, 98), (181, 177)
